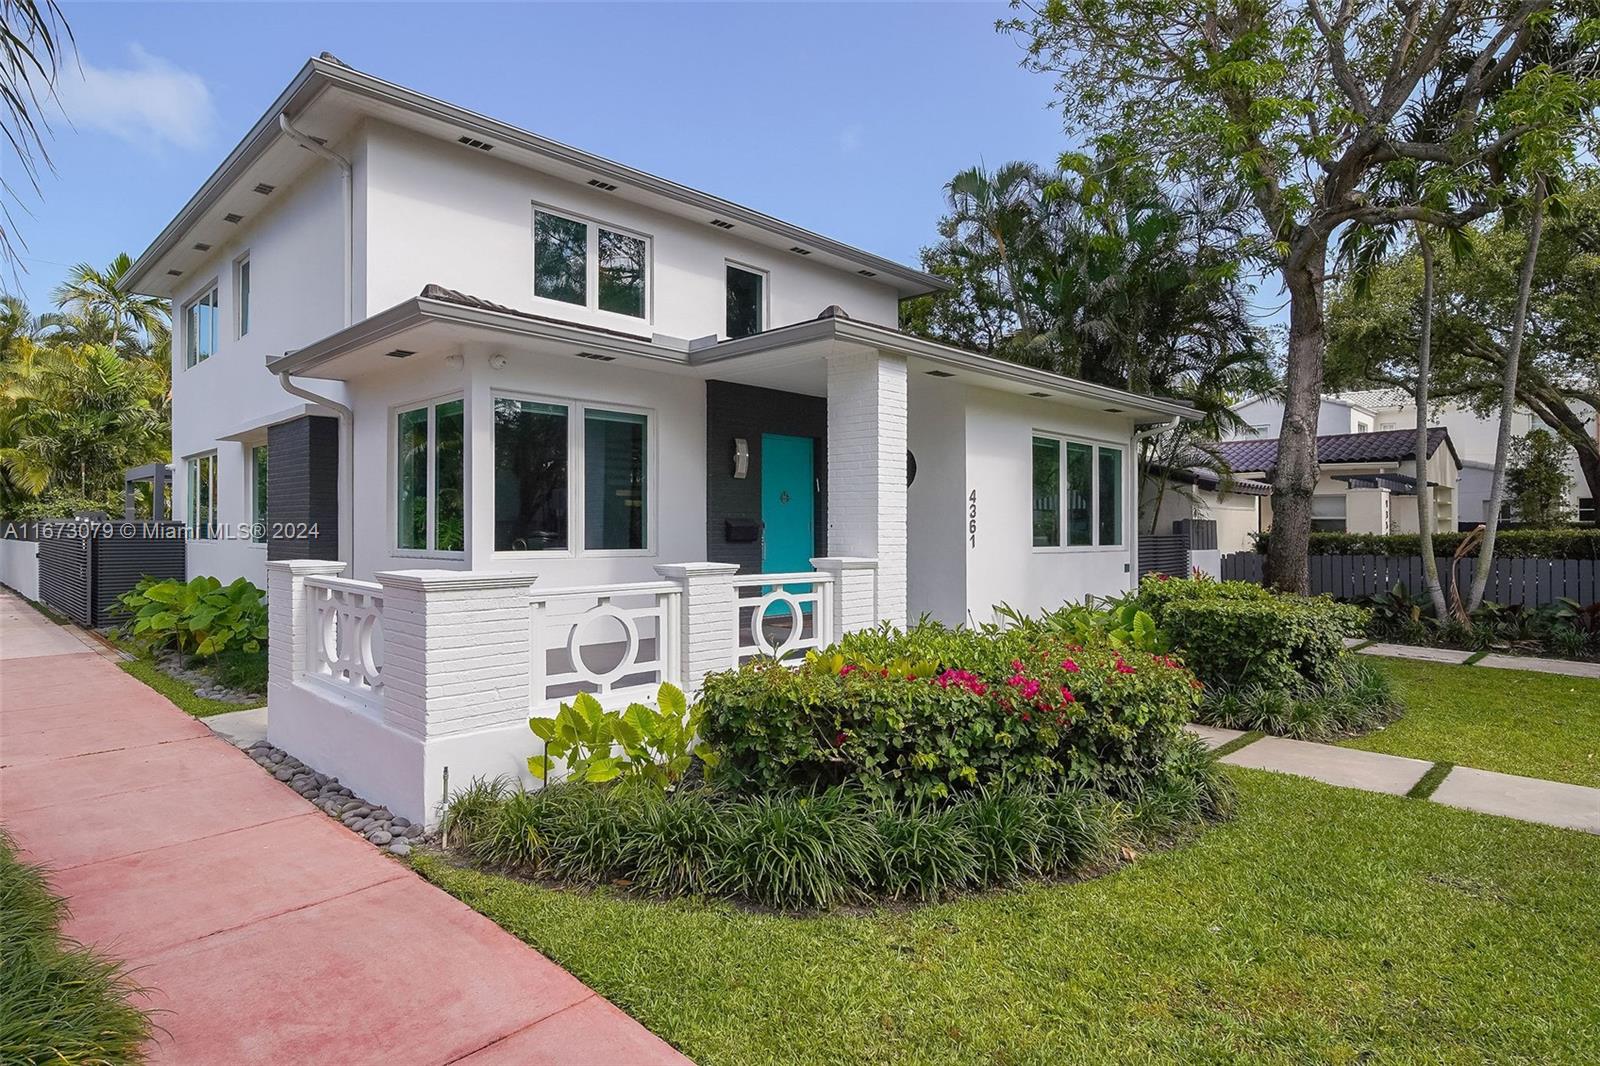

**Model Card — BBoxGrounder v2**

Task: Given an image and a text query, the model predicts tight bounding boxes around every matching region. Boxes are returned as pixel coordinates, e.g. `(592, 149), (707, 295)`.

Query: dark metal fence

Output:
(34, 520), (186, 626)
(1220, 552), (1599, 607)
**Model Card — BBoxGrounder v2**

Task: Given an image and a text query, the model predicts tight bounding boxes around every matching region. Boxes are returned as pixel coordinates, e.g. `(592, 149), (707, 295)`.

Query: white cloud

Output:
(55, 45), (216, 151)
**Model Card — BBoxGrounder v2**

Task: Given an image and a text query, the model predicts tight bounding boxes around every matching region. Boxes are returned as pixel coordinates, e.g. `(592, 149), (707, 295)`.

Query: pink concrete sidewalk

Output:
(0, 591), (689, 1065)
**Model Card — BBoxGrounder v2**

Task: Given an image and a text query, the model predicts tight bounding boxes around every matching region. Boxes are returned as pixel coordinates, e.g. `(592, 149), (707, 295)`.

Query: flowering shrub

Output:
(697, 622), (1200, 802)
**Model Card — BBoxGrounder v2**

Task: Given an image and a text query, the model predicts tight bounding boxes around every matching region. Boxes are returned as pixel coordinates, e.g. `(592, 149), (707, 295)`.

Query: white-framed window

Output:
(1355, 420), (1372, 433)
(493, 392), (651, 555)
(394, 397), (465, 554)
(234, 254), (252, 338)
(1579, 497), (1596, 524)
(1311, 494), (1347, 532)
(532, 206), (650, 320)
(250, 445), (268, 543)
(1031, 435), (1123, 549)
(184, 285), (219, 368)
(186, 453), (218, 539)
(1247, 424), (1270, 438)
(725, 261), (766, 339)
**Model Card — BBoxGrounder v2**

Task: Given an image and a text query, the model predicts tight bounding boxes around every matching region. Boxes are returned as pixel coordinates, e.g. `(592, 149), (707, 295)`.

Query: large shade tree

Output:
(1003, 0), (1600, 592)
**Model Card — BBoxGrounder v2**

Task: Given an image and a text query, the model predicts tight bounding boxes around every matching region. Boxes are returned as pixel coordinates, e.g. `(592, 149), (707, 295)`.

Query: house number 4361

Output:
(968, 489), (978, 548)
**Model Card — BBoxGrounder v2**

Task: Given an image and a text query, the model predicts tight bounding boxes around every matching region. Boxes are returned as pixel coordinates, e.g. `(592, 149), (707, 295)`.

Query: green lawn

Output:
(1342, 659), (1600, 788)
(415, 770), (1600, 1065)
(118, 657), (263, 718)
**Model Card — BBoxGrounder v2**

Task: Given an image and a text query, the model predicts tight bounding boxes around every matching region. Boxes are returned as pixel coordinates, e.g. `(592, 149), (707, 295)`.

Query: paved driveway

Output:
(0, 590), (689, 1065)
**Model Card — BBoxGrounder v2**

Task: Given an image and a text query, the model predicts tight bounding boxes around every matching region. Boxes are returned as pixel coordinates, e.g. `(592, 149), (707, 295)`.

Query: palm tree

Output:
(943, 162), (1051, 337)
(51, 253), (170, 357)
(1, 0), (73, 276)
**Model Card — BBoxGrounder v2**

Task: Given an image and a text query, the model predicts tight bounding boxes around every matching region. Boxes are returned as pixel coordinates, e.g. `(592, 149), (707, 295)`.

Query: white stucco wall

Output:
(1142, 478), (1261, 554)
(1232, 396), (1371, 439)
(0, 538), (39, 601)
(360, 122), (902, 337)
(906, 372), (968, 626)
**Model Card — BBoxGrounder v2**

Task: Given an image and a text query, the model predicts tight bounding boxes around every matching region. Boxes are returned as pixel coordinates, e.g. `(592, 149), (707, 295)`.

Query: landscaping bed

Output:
(112, 575), (268, 716)
(415, 768), (1600, 1065)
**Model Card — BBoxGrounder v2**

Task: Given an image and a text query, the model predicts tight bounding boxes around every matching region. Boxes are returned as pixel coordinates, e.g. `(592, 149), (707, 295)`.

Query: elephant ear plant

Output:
(527, 682), (719, 789)
(118, 575), (268, 664)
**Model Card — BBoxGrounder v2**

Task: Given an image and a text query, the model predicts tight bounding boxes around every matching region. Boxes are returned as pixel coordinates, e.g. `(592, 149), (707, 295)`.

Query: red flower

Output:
(834, 731), (848, 747)
(839, 664), (858, 676)
(1061, 659), (1080, 673)
(1059, 685), (1076, 703)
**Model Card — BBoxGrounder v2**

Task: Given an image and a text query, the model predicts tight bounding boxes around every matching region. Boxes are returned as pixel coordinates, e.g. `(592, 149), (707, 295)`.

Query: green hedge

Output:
(1132, 576), (1369, 696)
(697, 623), (1201, 802)
(1253, 528), (1600, 559)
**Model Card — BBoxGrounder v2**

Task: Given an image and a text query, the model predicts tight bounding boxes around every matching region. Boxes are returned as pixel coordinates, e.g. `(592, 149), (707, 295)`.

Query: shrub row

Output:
(441, 736), (1233, 911)
(697, 623), (1200, 803)
(1202, 655), (1401, 740)
(1253, 528), (1600, 559)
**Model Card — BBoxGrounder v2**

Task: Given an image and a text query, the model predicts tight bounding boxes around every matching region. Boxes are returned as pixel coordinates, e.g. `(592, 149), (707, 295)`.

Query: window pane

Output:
(1032, 437), (1060, 547)
(726, 265), (763, 339)
(396, 407), (429, 550)
(598, 229), (646, 318)
(238, 261), (251, 336)
(434, 400), (465, 552)
(585, 409), (646, 550)
(534, 212), (587, 305)
(1065, 442), (1093, 546)
(495, 399), (568, 551)
(188, 456), (214, 539)
(252, 446), (268, 542)
(1098, 447), (1123, 546)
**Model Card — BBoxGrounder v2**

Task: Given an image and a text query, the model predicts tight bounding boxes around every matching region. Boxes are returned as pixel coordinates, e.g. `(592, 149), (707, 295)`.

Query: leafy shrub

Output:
(699, 622), (1200, 802)
(118, 575), (267, 660)
(872, 799), (981, 901)
(527, 683), (718, 788)
(1201, 656), (1399, 741)
(622, 789), (728, 897)
(1121, 733), (1238, 844)
(1254, 528), (1600, 559)
(712, 788), (879, 910)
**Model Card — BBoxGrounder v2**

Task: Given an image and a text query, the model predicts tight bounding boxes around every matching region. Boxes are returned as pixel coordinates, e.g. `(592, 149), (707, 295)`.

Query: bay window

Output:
(395, 398), (465, 553)
(1030, 435), (1124, 549)
(533, 207), (649, 320)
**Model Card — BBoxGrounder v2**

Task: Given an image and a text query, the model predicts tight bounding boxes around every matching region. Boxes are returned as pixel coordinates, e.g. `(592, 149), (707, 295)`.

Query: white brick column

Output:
(266, 559), (346, 688)
(810, 556), (878, 637)
(655, 561), (740, 695)
(372, 570), (539, 740)
(826, 349), (908, 626)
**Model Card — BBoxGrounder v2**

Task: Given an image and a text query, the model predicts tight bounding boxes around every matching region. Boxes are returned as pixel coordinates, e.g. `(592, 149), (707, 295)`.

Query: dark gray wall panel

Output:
(267, 415), (340, 561)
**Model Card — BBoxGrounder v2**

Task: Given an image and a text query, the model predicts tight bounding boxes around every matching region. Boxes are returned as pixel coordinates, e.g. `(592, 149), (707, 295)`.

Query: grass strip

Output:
(1208, 730), (1266, 758)
(118, 657), (263, 719)
(1406, 761), (1455, 800)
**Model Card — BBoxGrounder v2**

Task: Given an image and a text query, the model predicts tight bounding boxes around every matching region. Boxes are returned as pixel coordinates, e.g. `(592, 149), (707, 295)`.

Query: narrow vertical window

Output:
(236, 257), (251, 337)
(396, 407), (429, 550)
(726, 264), (764, 339)
(534, 211), (588, 305)
(1065, 441), (1093, 546)
(584, 409), (647, 550)
(1098, 446), (1123, 546)
(1031, 437), (1060, 547)
(251, 445), (268, 542)
(597, 228), (646, 318)
(434, 400), (465, 552)
(187, 455), (216, 539)
(185, 287), (218, 368)
(495, 399), (569, 551)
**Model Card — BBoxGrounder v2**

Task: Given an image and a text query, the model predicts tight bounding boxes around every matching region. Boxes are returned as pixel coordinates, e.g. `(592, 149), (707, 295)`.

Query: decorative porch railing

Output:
(304, 575), (385, 699)
(529, 581), (683, 711)
(731, 572), (835, 662)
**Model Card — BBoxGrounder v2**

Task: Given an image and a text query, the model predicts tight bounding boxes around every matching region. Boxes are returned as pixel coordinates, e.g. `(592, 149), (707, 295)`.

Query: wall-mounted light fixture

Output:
(489, 353), (508, 370)
(732, 438), (749, 479)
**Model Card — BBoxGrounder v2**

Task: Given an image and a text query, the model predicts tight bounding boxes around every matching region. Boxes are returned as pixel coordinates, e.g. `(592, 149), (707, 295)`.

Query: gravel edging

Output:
(237, 739), (426, 856)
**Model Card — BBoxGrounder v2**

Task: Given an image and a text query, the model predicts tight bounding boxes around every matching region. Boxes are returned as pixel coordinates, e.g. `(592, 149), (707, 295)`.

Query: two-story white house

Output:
(125, 56), (1201, 821)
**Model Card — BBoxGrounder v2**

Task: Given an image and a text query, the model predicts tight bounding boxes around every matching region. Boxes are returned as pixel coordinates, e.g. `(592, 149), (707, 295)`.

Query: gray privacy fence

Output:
(1220, 552), (1600, 608)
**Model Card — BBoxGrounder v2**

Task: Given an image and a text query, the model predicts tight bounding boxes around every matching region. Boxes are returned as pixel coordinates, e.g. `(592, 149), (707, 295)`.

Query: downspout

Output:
(276, 114), (355, 566)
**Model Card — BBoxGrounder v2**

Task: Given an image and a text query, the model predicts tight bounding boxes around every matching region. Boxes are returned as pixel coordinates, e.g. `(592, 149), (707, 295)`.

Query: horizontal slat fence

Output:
(1220, 552), (1598, 607)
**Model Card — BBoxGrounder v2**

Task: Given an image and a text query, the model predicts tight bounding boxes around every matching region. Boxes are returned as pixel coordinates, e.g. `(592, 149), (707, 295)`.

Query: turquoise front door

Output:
(760, 433), (816, 578)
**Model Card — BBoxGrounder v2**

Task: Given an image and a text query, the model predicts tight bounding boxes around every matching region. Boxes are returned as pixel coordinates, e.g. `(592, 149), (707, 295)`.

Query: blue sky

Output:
(12, 1), (1069, 308)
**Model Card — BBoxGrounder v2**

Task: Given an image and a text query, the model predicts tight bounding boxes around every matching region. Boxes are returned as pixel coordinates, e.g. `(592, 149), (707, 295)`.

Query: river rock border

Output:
(240, 740), (425, 856)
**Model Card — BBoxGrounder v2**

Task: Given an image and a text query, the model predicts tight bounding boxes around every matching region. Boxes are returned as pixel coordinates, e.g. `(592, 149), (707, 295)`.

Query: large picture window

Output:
(1031, 435), (1123, 549)
(186, 454), (217, 539)
(395, 398), (465, 553)
(533, 207), (649, 320)
(185, 286), (218, 368)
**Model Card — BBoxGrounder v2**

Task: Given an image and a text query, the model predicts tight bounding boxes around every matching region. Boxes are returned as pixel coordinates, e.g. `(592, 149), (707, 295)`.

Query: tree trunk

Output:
(1412, 229), (1448, 618)
(1578, 443), (1600, 516)
(1469, 177), (1547, 612)
(1264, 249), (1328, 594)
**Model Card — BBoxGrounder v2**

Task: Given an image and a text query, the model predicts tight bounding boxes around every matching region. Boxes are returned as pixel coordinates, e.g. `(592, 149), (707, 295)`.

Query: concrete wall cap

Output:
(810, 557), (879, 570)
(375, 569), (539, 592)
(265, 560), (348, 575)
(654, 562), (741, 578)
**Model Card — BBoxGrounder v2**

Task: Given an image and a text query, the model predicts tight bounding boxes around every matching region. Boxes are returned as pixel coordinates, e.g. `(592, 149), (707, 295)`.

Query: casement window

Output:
(184, 286), (219, 368)
(235, 256), (251, 337)
(726, 263), (765, 339)
(250, 445), (268, 543)
(186, 454), (217, 539)
(533, 207), (649, 320)
(494, 396), (650, 554)
(395, 398), (465, 554)
(1311, 494), (1348, 532)
(1031, 436), (1123, 548)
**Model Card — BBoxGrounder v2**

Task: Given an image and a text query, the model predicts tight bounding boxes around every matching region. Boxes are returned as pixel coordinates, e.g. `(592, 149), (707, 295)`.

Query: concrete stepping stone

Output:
(1220, 736), (1432, 796)
(1185, 723), (1247, 751)
(1357, 643), (1474, 664)
(1472, 654), (1600, 680)
(206, 705), (269, 747)
(1430, 766), (1600, 835)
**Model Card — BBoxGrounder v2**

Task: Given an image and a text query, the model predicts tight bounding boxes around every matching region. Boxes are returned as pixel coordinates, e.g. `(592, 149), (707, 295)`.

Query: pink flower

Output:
(839, 664), (859, 676)
(1061, 659), (1080, 673)
(1059, 685), (1076, 703)
(1019, 678), (1040, 699)
(1116, 661), (1136, 675)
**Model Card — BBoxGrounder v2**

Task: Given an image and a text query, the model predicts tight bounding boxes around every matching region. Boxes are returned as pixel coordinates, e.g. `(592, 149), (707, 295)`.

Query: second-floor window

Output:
(726, 263), (764, 338)
(235, 256), (251, 337)
(185, 286), (218, 368)
(533, 207), (648, 320)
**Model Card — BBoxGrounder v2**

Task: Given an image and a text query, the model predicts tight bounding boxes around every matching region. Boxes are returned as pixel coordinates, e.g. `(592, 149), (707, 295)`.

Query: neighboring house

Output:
(1141, 465), (1270, 554)
(1230, 393), (1378, 439)
(1214, 428), (1462, 536)
(125, 54), (1199, 630)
